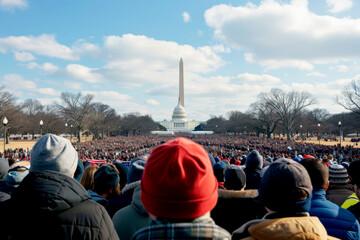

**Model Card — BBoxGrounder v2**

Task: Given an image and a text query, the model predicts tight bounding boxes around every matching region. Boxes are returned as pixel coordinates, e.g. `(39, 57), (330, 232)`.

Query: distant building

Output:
(159, 58), (201, 132)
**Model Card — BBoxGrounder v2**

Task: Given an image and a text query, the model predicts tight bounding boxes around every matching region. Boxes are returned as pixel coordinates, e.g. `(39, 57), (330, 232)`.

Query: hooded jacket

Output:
(232, 215), (339, 240)
(0, 170), (119, 240)
(112, 186), (152, 240)
(211, 189), (266, 233)
(244, 150), (263, 190)
(106, 180), (141, 218)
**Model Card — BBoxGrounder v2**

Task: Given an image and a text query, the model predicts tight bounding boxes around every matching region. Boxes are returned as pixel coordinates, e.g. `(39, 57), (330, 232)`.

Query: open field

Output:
(1, 136), (93, 153)
(2, 135), (359, 154)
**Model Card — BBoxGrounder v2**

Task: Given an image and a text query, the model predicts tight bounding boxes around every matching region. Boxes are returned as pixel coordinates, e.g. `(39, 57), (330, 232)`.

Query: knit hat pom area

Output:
(141, 137), (218, 219)
(30, 134), (78, 177)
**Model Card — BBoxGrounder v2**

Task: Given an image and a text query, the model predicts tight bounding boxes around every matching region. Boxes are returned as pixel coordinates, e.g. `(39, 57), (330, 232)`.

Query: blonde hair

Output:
(80, 165), (98, 190)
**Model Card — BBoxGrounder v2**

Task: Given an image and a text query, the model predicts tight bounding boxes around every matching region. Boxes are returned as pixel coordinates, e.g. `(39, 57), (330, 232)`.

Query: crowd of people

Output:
(1, 133), (360, 239)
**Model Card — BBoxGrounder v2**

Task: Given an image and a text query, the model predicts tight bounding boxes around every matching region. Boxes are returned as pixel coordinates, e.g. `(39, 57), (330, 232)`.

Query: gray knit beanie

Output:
(30, 134), (78, 177)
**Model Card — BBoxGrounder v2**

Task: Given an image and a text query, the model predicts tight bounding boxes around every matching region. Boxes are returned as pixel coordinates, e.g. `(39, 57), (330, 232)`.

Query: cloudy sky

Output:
(0, 0), (359, 121)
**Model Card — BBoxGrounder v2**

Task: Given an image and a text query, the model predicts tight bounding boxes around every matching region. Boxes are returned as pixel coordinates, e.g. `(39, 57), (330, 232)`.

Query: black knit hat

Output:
(94, 165), (120, 192)
(224, 165), (246, 190)
(246, 150), (263, 170)
(113, 162), (129, 189)
(128, 159), (146, 184)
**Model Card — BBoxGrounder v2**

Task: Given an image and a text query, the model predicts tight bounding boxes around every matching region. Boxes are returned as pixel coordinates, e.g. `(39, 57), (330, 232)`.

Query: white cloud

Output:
(0, 74), (58, 96)
(146, 99), (160, 106)
(26, 62), (59, 72)
(82, 91), (131, 101)
(306, 72), (326, 77)
(82, 90), (140, 114)
(182, 11), (190, 23)
(212, 44), (230, 53)
(327, 0), (353, 13)
(36, 88), (58, 96)
(0, 0), (27, 11)
(334, 65), (349, 72)
(0, 34), (77, 60)
(1, 74), (36, 89)
(205, 0), (360, 70)
(103, 34), (224, 74)
(14, 51), (34, 61)
(66, 64), (105, 83)
(63, 81), (83, 90)
(233, 73), (282, 84)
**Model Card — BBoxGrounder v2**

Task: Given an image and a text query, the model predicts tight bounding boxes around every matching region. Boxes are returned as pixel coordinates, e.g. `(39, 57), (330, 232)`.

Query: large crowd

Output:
(1, 133), (360, 239)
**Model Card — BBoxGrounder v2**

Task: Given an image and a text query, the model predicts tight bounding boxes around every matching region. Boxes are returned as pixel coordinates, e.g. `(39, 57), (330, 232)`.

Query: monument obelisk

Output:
(179, 58), (184, 107)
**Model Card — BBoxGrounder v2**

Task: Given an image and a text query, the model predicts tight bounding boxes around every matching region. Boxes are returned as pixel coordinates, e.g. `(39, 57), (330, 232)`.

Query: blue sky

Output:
(1, 0), (359, 121)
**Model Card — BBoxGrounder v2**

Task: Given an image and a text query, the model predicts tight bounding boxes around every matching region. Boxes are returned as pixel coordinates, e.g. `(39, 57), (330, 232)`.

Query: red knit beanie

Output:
(141, 137), (218, 219)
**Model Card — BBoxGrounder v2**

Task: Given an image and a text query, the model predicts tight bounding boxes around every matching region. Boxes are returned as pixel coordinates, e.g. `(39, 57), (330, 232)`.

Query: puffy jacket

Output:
(112, 186), (152, 240)
(309, 189), (360, 240)
(0, 170), (119, 240)
(232, 216), (339, 240)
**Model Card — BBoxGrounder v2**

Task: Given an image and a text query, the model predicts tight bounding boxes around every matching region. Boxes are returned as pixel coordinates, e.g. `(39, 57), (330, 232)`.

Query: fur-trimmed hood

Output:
(218, 188), (258, 199)
(122, 180), (141, 195)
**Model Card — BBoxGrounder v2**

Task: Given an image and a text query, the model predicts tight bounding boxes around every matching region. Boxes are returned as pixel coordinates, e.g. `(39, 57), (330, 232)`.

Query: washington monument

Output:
(179, 58), (184, 107)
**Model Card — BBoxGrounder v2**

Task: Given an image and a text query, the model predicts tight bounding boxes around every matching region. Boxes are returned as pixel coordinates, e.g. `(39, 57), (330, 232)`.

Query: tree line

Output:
(1, 78), (360, 142)
(199, 80), (360, 140)
(0, 90), (162, 142)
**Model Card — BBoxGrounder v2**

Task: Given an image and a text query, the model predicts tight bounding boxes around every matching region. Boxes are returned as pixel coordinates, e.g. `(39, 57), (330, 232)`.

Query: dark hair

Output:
(300, 158), (328, 190)
(349, 160), (360, 187)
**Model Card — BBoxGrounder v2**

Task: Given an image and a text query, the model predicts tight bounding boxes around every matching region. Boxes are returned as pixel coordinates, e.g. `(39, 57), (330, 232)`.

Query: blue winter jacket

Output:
(309, 189), (360, 240)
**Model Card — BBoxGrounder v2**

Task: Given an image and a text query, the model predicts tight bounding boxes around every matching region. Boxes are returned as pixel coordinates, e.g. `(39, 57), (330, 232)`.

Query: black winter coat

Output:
(326, 183), (354, 206)
(211, 189), (266, 233)
(0, 170), (119, 240)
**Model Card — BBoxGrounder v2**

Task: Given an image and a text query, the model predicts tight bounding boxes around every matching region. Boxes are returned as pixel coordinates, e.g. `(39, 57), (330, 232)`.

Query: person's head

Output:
(224, 165), (246, 190)
(113, 162), (129, 190)
(300, 158), (329, 190)
(349, 160), (360, 198)
(141, 137), (218, 219)
(80, 165), (99, 190)
(259, 158), (312, 214)
(246, 150), (263, 170)
(213, 161), (229, 183)
(30, 134), (78, 178)
(127, 159), (146, 184)
(328, 164), (349, 184)
(93, 165), (120, 199)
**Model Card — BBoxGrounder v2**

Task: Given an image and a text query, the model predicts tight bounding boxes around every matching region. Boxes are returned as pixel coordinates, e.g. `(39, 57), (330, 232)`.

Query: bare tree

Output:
(119, 113), (158, 136)
(87, 103), (117, 139)
(226, 111), (251, 135)
(56, 92), (94, 142)
(20, 99), (45, 138)
(0, 87), (21, 142)
(260, 88), (317, 140)
(248, 100), (280, 138)
(204, 115), (227, 133)
(335, 79), (360, 115)
(307, 108), (330, 123)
